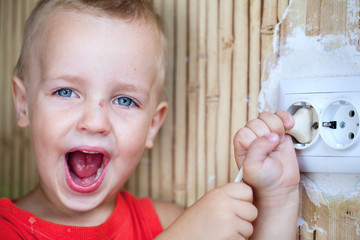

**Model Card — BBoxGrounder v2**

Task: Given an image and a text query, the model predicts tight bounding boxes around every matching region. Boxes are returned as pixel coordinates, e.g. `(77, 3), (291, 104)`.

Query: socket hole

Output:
(320, 100), (359, 149)
(349, 132), (355, 140)
(349, 110), (355, 117)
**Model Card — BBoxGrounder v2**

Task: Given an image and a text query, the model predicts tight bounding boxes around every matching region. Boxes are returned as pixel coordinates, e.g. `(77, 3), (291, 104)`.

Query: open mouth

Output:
(65, 149), (108, 193)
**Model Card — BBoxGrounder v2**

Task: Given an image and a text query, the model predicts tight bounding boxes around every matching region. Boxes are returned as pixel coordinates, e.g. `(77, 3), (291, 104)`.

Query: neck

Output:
(14, 185), (117, 227)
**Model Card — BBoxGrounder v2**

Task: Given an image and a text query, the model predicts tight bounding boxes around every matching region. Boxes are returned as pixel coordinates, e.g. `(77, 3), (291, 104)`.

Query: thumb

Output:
(244, 133), (280, 165)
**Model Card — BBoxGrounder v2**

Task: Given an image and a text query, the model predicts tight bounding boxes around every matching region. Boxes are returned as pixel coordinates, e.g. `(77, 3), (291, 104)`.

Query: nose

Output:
(77, 101), (111, 135)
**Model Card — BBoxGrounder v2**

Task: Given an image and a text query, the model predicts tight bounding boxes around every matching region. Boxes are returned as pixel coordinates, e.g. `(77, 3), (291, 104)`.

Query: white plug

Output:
(287, 107), (318, 144)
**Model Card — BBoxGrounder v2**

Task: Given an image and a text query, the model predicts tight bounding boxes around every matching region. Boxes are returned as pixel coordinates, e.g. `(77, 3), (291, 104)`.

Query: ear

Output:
(12, 76), (29, 127)
(145, 101), (168, 149)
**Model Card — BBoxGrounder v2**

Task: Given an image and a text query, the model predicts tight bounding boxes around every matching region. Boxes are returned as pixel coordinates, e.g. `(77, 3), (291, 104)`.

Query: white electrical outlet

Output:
(279, 76), (360, 173)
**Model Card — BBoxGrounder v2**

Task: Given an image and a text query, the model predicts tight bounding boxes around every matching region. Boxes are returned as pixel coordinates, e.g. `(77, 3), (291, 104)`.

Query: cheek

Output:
(116, 119), (150, 149)
(28, 101), (72, 167)
(106, 118), (151, 186)
(112, 117), (151, 160)
(30, 105), (68, 142)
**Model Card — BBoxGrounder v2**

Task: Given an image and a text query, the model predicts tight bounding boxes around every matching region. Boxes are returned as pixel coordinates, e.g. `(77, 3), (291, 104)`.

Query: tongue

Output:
(68, 151), (103, 178)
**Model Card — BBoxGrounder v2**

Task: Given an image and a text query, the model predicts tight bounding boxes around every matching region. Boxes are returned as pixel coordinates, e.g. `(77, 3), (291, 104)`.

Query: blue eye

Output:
(115, 97), (135, 107)
(56, 88), (76, 98)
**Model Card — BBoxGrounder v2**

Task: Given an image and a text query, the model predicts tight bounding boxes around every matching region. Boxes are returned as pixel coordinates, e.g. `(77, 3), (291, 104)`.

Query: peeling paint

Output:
(301, 174), (360, 207)
(301, 174), (360, 236)
(259, 0), (360, 113)
(347, 0), (360, 44)
(259, 28), (360, 112)
(297, 217), (327, 235)
(272, 0), (295, 53)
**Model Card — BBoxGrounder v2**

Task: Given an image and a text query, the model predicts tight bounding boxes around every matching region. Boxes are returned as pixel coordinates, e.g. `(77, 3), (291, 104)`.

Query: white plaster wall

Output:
(258, 0), (360, 235)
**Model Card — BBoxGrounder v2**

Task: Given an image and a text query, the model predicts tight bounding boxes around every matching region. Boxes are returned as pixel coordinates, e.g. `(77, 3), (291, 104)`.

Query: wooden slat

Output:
(196, 0), (207, 200)
(230, 0), (249, 180)
(287, 0), (307, 31)
(277, 0), (289, 21)
(206, 0), (219, 98)
(22, 139), (30, 196)
(174, 0), (187, 207)
(12, 136), (21, 198)
(138, 150), (150, 197)
(2, 0), (13, 198)
(159, 0), (175, 201)
(149, 0), (163, 199)
(320, 0), (347, 37)
(4, 0), (12, 138)
(150, 134), (161, 199)
(216, 0), (233, 186)
(205, 0), (218, 191)
(186, 0), (199, 206)
(0, 0), (6, 197)
(186, 92), (198, 206)
(260, 0), (278, 85)
(305, 0), (321, 36)
(278, 0), (306, 62)
(206, 101), (217, 191)
(13, 0), (25, 199)
(248, 0), (261, 120)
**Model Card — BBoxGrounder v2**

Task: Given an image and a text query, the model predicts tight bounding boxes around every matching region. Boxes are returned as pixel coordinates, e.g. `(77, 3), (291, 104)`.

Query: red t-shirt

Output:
(0, 191), (163, 239)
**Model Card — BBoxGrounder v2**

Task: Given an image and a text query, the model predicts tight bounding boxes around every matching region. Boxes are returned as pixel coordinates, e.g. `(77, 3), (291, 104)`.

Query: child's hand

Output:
(233, 111), (300, 239)
(233, 111), (300, 203)
(157, 183), (257, 240)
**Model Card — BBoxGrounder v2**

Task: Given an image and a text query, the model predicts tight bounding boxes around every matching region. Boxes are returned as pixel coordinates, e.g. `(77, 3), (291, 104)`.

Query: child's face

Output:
(13, 11), (167, 212)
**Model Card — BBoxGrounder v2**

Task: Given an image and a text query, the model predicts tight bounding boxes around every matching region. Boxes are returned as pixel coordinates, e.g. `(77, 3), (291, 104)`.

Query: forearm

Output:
(250, 186), (299, 240)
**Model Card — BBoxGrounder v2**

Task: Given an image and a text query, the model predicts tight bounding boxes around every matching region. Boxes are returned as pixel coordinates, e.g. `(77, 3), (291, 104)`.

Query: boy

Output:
(0, 0), (300, 239)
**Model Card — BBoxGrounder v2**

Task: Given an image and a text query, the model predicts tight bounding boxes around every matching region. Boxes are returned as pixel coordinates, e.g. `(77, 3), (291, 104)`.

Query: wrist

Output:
(254, 184), (299, 210)
(250, 185), (299, 240)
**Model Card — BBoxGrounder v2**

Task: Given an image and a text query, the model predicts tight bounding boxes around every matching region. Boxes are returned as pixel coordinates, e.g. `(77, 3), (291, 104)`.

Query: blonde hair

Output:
(14, 0), (167, 99)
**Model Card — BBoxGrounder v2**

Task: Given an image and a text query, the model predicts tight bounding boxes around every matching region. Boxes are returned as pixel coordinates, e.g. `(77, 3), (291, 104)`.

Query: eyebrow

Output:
(114, 83), (141, 92)
(44, 75), (86, 84)
(45, 74), (150, 97)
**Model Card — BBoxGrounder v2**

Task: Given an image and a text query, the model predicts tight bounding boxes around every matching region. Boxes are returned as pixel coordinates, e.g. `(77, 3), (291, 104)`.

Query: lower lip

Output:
(64, 157), (109, 194)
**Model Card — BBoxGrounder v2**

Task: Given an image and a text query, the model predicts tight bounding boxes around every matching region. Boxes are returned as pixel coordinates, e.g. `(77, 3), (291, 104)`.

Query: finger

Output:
(224, 182), (253, 202)
(233, 201), (258, 222)
(244, 133), (280, 165)
(275, 110), (295, 130)
(245, 118), (271, 137)
(234, 218), (255, 239)
(258, 111), (286, 138)
(233, 128), (257, 167)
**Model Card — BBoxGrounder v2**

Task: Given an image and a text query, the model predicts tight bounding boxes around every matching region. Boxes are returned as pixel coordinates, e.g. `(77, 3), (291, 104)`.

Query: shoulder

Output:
(152, 200), (184, 229)
(0, 199), (25, 239)
(0, 197), (18, 214)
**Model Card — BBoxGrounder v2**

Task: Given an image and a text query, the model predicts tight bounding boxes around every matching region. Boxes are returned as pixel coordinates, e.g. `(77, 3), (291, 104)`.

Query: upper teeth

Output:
(82, 150), (99, 154)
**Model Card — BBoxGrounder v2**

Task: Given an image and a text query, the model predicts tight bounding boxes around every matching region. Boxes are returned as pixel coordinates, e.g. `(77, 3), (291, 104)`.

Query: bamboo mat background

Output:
(0, 0), (288, 207)
(2, 1), (360, 239)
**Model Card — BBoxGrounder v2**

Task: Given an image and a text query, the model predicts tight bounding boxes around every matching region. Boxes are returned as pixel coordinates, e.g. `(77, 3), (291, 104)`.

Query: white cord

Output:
(234, 167), (243, 183)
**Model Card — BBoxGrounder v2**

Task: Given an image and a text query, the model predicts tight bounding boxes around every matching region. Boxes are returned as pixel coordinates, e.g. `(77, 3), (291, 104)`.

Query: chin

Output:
(58, 188), (109, 212)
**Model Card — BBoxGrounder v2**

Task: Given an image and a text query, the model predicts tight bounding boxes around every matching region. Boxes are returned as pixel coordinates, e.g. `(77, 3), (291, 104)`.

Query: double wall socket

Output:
(279, 76), (360, 173)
